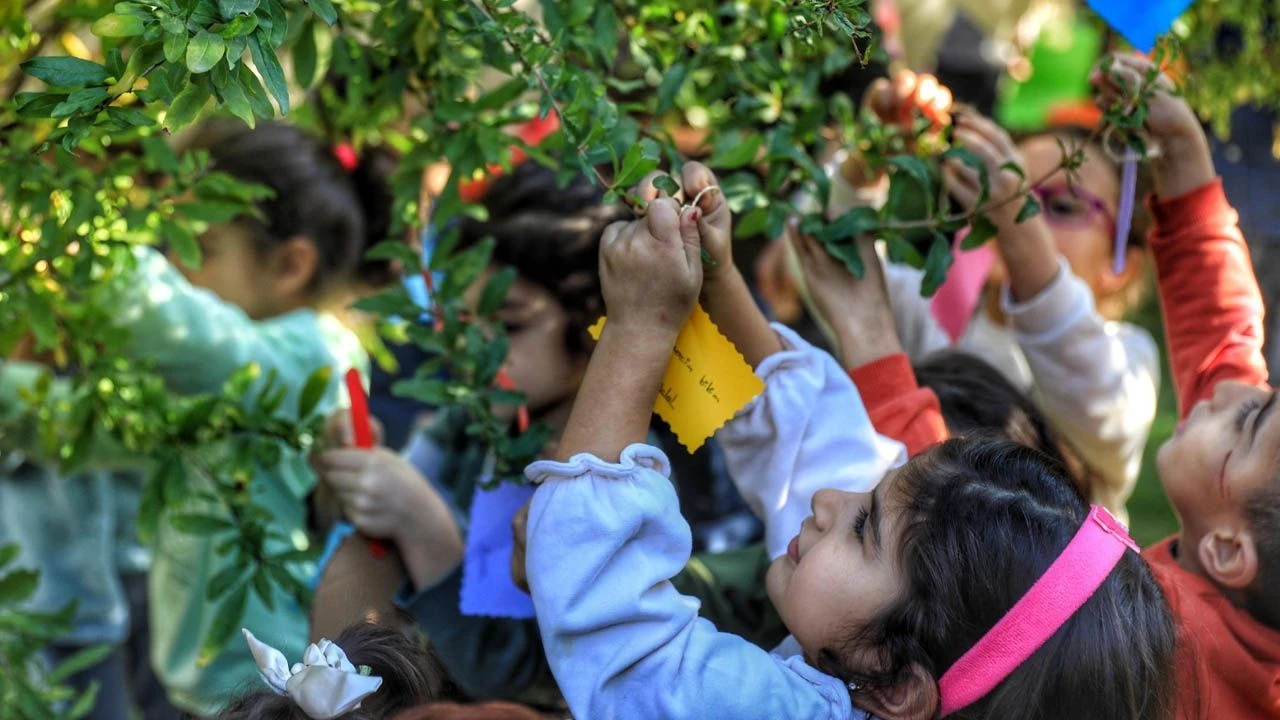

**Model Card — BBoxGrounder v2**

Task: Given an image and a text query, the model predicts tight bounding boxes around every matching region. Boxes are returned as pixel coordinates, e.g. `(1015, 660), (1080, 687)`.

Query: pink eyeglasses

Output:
(1030, 184), (1117, 238)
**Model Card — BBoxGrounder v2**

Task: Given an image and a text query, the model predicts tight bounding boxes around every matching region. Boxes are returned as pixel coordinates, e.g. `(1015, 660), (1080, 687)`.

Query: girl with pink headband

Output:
(519, 167), (1176, 719)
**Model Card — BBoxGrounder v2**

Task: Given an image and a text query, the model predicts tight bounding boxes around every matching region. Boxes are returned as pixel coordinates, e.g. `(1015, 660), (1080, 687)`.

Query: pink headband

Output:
(937, 505), (1139, 716)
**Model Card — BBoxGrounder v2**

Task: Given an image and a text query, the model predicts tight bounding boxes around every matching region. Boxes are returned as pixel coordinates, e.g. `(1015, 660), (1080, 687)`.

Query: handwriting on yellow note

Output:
(587, 304), (764, 452)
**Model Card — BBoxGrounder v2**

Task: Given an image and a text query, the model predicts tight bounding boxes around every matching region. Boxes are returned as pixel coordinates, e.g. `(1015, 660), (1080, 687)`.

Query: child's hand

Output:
(943, 111), (1028, 224)
(1090, 53), (1214, 198)
(315, 447), (464, 588)
(843, 70), (953, 187)
(320, 410), (384, 449)
(944, 112), (1060, 301)
(600, 196), (703, 337)
(635, 163), (732, 284)
(510, 499), (531, 593)
(789, 226), (901, 368)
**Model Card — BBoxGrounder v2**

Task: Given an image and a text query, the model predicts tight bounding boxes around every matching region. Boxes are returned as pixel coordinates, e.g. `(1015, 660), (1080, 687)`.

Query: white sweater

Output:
(883, 260), (1159, 521)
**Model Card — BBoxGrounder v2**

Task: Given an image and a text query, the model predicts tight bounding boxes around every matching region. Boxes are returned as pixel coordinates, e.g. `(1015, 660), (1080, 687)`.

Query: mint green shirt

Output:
(2, 248), (367, 714)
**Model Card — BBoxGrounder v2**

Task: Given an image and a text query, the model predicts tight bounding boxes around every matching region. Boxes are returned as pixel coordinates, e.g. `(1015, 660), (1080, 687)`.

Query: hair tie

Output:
(243, 629), (383, 719)
(333, 142), (359, 173)
(936, 505), (1139, 716)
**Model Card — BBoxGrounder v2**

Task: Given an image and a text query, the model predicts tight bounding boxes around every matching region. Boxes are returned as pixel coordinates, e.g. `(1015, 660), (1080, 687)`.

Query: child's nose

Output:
(810, 489), (839, 530)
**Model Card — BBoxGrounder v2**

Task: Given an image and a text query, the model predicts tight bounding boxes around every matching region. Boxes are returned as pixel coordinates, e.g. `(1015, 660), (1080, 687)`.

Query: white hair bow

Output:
(242, 629), (383, 720)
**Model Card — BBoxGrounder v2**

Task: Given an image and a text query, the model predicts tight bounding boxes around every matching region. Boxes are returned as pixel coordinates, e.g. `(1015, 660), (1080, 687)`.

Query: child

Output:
(217, 623), (457, 719)
(523, 172), (1176, 719)
(2, 121), (382, 713)
(314, 163), (763, 706)
(1091, 54), (1280, 717)
(815, 70), (1158, 521)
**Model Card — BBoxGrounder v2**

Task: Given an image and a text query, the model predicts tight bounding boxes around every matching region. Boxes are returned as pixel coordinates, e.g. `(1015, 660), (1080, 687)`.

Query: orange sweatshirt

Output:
(848, 353), (949, 457)
(1141, 178), (1280, 719)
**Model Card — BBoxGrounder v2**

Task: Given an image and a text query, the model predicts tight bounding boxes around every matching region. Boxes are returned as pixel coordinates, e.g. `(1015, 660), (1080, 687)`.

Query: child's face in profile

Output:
(175, 222), (277, 319)
(766, 475), (907, 671)
(1158, 381), (1280, 544)
(468, 267), (588, 421)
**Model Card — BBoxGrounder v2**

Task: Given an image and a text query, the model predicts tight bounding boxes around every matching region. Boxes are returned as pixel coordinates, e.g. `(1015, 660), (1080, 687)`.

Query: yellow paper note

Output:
(587, 304), (764, 452)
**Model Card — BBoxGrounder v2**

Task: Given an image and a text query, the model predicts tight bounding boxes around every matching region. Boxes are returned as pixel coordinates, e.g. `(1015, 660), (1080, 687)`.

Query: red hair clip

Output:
(333, 142), (359, 173)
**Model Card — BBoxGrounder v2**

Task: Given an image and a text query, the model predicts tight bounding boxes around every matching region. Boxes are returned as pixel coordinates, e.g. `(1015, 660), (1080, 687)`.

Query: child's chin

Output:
(764, 558), (791, 609)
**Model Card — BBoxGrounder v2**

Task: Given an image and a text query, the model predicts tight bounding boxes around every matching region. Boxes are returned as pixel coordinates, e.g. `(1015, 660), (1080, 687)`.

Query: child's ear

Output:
(857, 663), (938, 720)
(1197, 525), (1260, 590)
(272, 235), (320, 300)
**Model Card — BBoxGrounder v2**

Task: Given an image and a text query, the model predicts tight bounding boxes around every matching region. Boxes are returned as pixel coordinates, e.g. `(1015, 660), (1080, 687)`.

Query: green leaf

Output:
(822, 239), (866, 278)
(237, 62), (274, 118)
(0, 569), (39, 605)
(178, 200), (245, 223)
(91, 13), (146, 37)
(592, 3), (619, 63)
(169, 513), (235, 535)
(886, 234), (925, 268)
(961, 214), (998, 250)
(887, 155), (933, 193)
(136, 468), (165, 545)
(249, 33), (289, 114)
(297, 366), (332, 418)
(22, 56), (110, 86)
(307, 0), (338, 26)
(106, 106), (153, 129)
(999, 160), (1026, 181)
(164, 29), (189, 64)
(0, 544), (18, 570)
(707, 132), (763, 170)
(48, 644), (113, 684)
(206, 564), (250, 601)
(51, 86), (109, 118)
(475, 77), (528, 112)
(219, 72), (255, 126)
(655, 61), (688, 114)
(252, 568), (275, 611)
(219, 0), (259, 16)
(219, 13), (259, 38)
(198, 583), (249, 667)
(16, 92), (68, 118)
(478, 266), (517, 316)
(165, 77), (211, 130)
(293, 20), (318, 88)
(187, 30), (227, 73)
(66, 684), (102, 720)
(816, 206), (880, 243)
(652, 174), (680, 196)
(1015, 195), (1042, 224)
(919, 232), (954, 298)
(616, 138), (661, 188)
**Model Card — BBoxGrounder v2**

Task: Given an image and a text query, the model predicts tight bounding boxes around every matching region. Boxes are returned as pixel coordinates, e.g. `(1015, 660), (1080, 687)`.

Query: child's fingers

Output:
(954, 114), (1017, 159)
(677, 204), (705, 271)
(645, 197), (684, 249)
(315, 448), (371, 474)
(600, 220), (629, 249)
(942, 164), (981, 208)
(680, 162), (721, 212)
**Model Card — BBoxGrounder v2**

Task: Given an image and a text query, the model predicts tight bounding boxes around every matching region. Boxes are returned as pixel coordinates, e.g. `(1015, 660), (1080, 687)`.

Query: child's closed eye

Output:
(853, 507), (870, 542)
(1235, 399), (1262, 432)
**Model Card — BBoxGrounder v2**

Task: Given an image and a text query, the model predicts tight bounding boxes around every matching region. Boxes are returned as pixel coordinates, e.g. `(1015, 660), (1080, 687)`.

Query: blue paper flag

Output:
(1086, 0), (1193, 52)
(459, 480), (537, 619)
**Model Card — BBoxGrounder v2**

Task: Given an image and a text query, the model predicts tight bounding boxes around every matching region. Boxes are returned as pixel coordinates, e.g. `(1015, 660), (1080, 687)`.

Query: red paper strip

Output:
(343, 368), (388, 559)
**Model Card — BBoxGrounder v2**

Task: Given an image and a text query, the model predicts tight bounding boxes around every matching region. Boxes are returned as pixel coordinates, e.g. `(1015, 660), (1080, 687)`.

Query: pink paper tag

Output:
(930, 228), (996, 344)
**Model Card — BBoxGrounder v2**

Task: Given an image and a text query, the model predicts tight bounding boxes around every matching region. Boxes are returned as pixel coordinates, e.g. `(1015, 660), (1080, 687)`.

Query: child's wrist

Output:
(700, 265), (743, 298)
(1153, 134), (1216, 200)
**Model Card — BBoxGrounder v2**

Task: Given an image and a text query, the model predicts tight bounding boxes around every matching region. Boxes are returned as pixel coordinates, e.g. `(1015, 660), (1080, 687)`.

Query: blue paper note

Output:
(459, 480), (537, 618)
(1085, 0), (1193, 53)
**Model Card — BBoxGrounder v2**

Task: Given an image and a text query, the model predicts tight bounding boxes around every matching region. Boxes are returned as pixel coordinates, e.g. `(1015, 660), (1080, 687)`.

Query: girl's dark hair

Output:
(189, 121), (398, 294)
(456, 162), (631, 354)
(215, 624), (459, 720)
(821, 439), (1177, 719)
(392, 701), (548, 720)
(913, 350), (1100, 500)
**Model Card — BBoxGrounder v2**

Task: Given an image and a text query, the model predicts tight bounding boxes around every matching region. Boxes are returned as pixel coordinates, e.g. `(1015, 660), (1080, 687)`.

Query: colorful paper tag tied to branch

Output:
(588, 304), (764, 452)
(1085, 0), (1193, 53)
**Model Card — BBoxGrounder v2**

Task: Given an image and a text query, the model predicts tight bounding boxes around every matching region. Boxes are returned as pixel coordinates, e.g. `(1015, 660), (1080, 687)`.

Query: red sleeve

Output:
(849, 354), (949, 457)
(1148, 179), (1270, 419)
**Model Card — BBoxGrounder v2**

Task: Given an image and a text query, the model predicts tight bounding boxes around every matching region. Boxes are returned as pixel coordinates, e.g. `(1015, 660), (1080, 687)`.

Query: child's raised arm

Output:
(525, 200), (858, 720)
(791, 229), (948, 457)
(1093, 55), (1268, 413)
